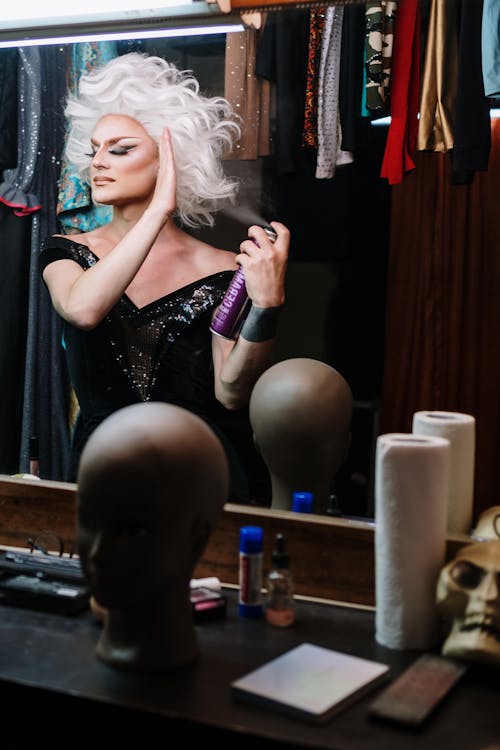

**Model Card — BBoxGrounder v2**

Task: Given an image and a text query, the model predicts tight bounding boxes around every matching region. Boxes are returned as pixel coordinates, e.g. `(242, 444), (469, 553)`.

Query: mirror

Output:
(0, 26), (388, 521)
(3, 11), (490, 529)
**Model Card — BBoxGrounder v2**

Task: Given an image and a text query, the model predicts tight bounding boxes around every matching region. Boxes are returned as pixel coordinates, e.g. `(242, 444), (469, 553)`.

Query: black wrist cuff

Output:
(240, 305), (282, 343)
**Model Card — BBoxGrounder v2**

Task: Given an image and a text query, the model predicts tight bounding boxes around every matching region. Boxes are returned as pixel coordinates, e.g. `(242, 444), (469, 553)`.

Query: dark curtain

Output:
(20, 46), (71, 480)
(380, 119), (500, 521)
(0, 205), (31, 472)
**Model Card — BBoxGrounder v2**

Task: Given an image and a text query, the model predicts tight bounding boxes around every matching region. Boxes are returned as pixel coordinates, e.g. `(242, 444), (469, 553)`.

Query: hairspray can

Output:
(210, 225), (277, 340)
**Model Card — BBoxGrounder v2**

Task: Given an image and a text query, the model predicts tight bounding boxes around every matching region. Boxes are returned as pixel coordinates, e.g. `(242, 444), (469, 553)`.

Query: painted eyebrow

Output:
(90, 136), (142, 146)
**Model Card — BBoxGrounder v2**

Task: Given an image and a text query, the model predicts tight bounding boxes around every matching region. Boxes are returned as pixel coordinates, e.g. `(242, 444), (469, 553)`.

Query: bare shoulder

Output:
(66, 227), (115, 258)
(50, 231), (92, 247)
(211, 246), (239, 273)
(191, 237), (238, 275)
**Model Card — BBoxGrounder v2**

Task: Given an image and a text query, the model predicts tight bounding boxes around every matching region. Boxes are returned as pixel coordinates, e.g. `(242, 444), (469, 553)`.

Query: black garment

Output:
(0, 205), (31, 473)
(339, 3), (373, 153)
(39, 235), (250, 502)
(0, 48), (18, 172)
(255, 10), (311, 175)
(451, 0), (491, 184)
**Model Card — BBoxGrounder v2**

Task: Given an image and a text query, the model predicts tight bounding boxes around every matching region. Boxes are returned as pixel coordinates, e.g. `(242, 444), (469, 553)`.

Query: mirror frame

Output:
(0, 3), (239, 45)
(0, 475), (470, 606)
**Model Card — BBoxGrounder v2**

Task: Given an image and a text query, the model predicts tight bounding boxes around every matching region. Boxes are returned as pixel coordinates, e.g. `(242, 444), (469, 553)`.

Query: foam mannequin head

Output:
(76, 402), (229, 672)
(249, 358), (353, 513)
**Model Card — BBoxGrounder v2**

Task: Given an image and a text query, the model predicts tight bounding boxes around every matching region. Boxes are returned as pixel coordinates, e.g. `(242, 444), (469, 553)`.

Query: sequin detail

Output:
(0, 48), (42, 215)
(39, 235), (231, 401)
(111, 281), (222, 400)
(303, 9), (326, 149)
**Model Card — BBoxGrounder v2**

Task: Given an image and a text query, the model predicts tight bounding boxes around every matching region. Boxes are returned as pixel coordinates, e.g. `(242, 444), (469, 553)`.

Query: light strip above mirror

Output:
(0, 1), (244, 48)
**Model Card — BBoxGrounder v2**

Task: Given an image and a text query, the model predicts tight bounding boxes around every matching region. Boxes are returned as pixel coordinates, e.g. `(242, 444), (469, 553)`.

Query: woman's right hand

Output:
(150, 126), (177, 223)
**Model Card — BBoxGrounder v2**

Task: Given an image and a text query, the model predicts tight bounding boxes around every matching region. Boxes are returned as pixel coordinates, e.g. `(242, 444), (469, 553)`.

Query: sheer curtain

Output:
(380, 119), (500, 520)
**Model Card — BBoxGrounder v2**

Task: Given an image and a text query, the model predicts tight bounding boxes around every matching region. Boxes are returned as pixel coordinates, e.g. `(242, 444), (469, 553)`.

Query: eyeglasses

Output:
(26, 531), (75, 558)
(1, 534), (83, 583)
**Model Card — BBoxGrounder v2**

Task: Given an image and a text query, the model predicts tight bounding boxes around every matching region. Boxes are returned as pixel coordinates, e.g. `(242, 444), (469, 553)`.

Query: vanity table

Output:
(0, 589), (498, 750)
(1, 476), (494, 748)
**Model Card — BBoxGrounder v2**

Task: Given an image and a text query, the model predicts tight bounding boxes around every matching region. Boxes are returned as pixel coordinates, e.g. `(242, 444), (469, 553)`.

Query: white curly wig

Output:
(64, 52), (242, 228)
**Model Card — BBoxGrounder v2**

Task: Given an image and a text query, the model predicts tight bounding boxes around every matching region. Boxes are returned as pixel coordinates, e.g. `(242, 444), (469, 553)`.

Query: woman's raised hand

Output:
(151, 126), (177, 223)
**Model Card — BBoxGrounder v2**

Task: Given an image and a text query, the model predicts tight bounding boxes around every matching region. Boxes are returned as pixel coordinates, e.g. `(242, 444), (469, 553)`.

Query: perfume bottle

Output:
(265, 533), (295, 627)
(210, 226), (277, 340)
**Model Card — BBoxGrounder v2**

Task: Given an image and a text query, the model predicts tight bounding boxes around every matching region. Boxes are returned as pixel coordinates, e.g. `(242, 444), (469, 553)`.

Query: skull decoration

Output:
(436, 540), (500, 668)
(473, 506), (500, 540)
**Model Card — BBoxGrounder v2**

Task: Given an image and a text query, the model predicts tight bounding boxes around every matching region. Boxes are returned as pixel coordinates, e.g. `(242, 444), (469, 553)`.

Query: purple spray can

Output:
(210, 225), (277, 340)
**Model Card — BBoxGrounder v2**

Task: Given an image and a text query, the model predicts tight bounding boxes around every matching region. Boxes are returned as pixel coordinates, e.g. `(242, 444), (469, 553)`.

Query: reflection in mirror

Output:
(249, 358), (353, 515)
(1, 8), (498, 539)
(0, 25), (391, 523)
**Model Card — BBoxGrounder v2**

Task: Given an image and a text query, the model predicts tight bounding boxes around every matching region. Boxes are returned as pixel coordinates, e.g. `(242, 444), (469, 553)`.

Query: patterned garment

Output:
(303, 8), (327, 149)
(38, 235), (249, 500)
(316, 5), (354, 179)
(364, 1), (397, 112)
(56, 42), (117, 234)
(224, 27), (271, 159)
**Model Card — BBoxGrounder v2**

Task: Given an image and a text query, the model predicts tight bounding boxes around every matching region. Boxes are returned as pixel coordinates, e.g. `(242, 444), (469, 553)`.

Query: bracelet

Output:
(240, 305), (283, 343)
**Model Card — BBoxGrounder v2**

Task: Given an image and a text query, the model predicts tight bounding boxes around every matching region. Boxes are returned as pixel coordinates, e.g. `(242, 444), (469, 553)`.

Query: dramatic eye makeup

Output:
(108, 146), (134, 155)
(86, 138), (140, 158)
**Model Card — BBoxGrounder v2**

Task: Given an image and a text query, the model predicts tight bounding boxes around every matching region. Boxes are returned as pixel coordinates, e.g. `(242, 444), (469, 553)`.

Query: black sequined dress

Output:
(39, 235), (250, 501)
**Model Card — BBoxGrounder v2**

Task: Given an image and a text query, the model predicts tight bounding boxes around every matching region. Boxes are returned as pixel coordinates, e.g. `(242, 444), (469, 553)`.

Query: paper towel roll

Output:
(412, 411), (475, 534)
(375, 433), (449, 650)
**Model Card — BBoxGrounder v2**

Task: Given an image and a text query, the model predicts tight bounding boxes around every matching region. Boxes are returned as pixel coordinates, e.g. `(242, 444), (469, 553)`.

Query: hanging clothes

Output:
(0, 48), (43, 476)
(315, 4), (353, 179)
(255, 9), (312, 175)
(451, 0), (491, 185)
(56, 42), (117, 234)
(224, 27), (271, 160)
(21, 46), (71, 480)
(380, 0), (421, 185)
(482, 0), (500, 99)
(339, 1), (370, 153)
(303, 8), (326, 149)
(0, 49), (18, 173)
(417, 0), (459, 153)
(364, 1), (397, 114)
(0, 49), (42, 216)
(0, 203), (31, 474)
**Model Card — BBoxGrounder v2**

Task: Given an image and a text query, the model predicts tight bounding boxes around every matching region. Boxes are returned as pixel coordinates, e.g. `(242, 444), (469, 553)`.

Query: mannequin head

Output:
(76, 402), (229, 672)
(249, 358), (353, 513)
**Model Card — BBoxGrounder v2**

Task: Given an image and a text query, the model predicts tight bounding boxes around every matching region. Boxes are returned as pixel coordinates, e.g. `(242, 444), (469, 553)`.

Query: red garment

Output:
(380, 0), (421, 185)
